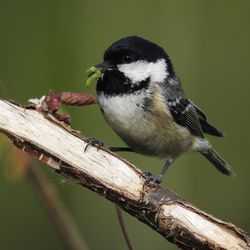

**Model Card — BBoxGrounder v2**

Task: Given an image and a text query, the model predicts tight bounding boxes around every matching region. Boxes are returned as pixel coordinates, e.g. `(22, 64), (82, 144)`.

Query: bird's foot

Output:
(142, 172), (163, 187)
(84, 137), (105, 152)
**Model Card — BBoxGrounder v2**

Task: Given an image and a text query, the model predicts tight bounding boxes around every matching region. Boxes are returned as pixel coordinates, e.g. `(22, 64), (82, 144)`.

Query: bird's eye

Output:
(122, 55), (134, 63)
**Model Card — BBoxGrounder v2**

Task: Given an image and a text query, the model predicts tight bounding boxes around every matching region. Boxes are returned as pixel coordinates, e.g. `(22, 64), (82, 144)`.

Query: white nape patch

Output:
(118, 59), (168, 84)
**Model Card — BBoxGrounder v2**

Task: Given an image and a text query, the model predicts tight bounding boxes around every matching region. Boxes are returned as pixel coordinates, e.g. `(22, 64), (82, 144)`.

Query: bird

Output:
(86, 35), (235, 184)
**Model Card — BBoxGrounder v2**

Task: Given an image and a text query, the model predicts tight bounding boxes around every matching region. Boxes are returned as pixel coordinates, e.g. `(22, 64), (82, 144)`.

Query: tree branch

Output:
(0, 98), (249, 249)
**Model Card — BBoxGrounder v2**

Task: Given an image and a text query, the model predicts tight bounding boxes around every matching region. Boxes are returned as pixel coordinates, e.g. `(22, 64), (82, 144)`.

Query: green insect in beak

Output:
(85, 66), (103, 86)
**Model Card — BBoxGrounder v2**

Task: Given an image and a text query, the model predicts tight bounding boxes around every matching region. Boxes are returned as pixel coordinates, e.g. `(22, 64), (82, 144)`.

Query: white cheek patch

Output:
(118, 59), (169, 84)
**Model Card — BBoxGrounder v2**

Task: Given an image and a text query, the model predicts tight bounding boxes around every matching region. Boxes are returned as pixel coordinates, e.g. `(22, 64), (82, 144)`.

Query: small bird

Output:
(87, 36), (235, 183)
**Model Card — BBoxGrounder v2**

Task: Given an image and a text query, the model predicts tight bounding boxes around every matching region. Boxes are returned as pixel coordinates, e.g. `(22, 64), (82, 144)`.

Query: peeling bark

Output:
(0, 98), (249, 250)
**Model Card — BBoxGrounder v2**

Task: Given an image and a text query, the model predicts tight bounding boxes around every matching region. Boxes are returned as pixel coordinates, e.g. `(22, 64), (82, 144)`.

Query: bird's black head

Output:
(96, 36), (175, 96)
(104, 36), (170, 64)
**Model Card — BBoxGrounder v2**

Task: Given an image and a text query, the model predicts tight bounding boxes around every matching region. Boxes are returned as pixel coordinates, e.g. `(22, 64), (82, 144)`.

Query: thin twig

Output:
(28, 162), (89, 250)
(115, 205), (134, 250)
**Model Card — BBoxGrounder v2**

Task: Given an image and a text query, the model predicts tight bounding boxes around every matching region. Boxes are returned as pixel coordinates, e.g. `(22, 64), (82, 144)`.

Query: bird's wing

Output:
(167, 97), (204, 138)
(161, 77), (223, 138)
(193, 104), (224, 137)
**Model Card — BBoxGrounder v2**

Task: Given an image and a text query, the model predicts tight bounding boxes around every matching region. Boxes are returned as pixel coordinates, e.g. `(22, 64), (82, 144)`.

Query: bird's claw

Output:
(142, 171), (163, 187)
(84, 137), (105, 152)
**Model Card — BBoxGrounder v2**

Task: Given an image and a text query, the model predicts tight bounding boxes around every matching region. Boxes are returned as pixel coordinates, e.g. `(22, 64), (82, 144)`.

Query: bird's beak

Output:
(95, 62), (108, 70)
(95, 60), (114, 70)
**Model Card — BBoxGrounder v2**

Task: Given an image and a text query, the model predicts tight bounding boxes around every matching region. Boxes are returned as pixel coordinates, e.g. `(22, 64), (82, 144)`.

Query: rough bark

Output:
(0, 98), (249, 250)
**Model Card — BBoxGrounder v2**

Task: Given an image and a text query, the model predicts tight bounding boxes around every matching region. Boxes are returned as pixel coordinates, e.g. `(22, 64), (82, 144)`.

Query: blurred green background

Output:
(0, 0), (249, 249)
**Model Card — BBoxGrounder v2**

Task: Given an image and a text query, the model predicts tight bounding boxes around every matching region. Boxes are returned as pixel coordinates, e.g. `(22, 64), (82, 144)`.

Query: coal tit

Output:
(89, 36), (235, 183)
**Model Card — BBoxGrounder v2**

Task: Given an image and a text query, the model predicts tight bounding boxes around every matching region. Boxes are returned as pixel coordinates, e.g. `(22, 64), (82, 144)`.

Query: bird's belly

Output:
(98, 93), (194, 158)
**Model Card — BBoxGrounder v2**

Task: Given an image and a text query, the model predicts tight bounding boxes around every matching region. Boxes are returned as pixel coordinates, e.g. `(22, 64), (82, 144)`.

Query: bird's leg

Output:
(160, 158), (174, 176)
(109, 147), (134, 152)
(143, 159), (174, 185)
(84, 137), (134, 153)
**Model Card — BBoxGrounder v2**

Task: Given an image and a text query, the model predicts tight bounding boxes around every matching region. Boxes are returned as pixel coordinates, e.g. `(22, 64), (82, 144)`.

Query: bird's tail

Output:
(201, 148), (235, 176)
